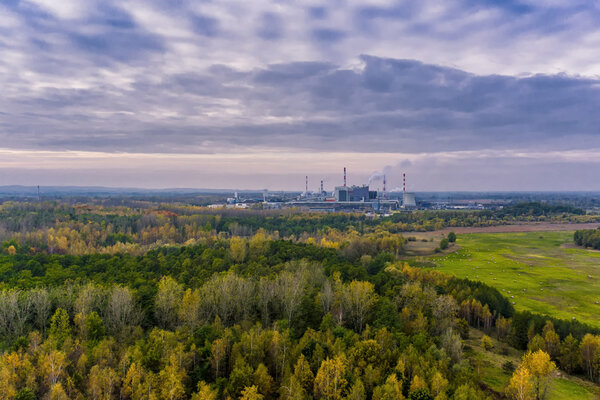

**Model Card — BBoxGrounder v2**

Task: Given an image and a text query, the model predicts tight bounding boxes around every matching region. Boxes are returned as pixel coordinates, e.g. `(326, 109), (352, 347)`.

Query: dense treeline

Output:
(0, 233), (405, 290)
(497, 202), (585, 217)
(1, 201), (597, 257)
(574, 228), (600, 249)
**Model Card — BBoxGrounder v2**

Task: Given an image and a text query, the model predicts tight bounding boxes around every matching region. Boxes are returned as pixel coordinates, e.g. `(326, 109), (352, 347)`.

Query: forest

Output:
(0, 200), (599, 399)
(1, 201), (597, 257)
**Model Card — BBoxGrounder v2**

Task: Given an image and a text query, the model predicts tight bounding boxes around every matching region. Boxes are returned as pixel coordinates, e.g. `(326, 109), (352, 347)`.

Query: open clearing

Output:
(403, 222), (600, 238)
(425, 231), (600, 327)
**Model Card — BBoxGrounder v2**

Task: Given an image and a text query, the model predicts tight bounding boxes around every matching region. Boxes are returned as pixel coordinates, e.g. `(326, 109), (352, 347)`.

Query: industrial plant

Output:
(207, 168), (420, 213)
(280, 168), (416, 212)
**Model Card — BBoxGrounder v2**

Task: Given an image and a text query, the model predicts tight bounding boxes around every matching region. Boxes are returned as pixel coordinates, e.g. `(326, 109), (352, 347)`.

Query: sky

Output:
(1, 0), (600, 191)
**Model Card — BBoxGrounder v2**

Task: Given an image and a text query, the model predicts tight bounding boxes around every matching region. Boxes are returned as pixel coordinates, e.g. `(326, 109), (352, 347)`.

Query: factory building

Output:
(334, 185), (377, 202)
(285, 167), (401, 212)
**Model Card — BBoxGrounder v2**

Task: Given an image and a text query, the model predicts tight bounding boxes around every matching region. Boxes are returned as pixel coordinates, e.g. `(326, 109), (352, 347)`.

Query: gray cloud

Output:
(1, 55), (600, 154)
(1, 0), (600, 189)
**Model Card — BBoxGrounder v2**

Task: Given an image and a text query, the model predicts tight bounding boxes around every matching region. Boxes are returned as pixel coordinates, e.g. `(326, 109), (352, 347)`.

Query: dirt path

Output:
(402, 222), (600, 238)
(560, 243), (600, 252)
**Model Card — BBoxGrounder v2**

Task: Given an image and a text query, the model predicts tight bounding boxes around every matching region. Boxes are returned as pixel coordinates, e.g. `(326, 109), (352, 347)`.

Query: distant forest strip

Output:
(574, 228), (600, 250)
(0, 201), (598, 256)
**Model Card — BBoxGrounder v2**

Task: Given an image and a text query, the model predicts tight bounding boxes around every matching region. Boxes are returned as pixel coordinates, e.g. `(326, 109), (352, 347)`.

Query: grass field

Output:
(427, 231), (600, 327)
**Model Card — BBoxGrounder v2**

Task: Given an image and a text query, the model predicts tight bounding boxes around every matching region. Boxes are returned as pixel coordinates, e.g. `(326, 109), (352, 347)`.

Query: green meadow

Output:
(427, 231), (600, 327)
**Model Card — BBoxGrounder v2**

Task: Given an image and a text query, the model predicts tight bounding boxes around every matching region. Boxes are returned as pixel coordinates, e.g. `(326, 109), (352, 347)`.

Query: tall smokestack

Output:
(305, 176), (308, 195)
(344, 167), (347, 187)
(383, 175), (386, 199)
(320, 180), (324, 194)
(403, 173), (406, 192)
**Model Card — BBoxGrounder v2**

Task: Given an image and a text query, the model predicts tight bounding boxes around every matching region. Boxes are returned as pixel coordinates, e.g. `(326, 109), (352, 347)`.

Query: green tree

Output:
(346, 379), (366, 400)
(409, 388), (433, 400)
(341, 281), (376, 332)
(85, 312), (105, 343)
(439, 238), (449, 250)
(155, 276), (183, 330)
(372, 374), (404, 400)
(542, 322), (560, 359)
(558, 334), (580, 374)
(49, 308), (71, 348)
(292, 355), (314, 394)
(453, 384), (482, 400)
(253, 363), (274, 398)
(228, 358), (253, 398)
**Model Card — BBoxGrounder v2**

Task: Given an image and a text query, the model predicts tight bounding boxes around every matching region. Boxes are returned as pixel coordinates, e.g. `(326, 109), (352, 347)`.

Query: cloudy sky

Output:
(1, 0), (599, 191)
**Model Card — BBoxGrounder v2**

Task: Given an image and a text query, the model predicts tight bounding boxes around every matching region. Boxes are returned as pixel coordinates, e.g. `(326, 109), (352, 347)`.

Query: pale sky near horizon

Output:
(1, 0), (600, 191)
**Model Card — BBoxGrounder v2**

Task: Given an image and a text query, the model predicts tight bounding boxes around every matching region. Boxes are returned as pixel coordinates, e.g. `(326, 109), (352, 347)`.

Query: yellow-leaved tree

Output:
(158, 355), (187, 400)
(192, 381), (218, 400)
(507, 350), (556, 400)
(507, 367), (533, 400)
(240, 385), (264, 400)
(229, 236), (247, 263)
(314, 357), (348, 399)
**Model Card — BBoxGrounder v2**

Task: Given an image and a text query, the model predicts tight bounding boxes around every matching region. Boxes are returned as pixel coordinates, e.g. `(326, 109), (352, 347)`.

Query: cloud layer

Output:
(1, 0), (599, 189)
(3, 55), (599, 154)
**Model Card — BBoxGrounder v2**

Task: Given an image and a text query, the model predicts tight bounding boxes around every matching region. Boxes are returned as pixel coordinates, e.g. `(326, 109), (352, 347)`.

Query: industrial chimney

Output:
(305, 176), (308, 196)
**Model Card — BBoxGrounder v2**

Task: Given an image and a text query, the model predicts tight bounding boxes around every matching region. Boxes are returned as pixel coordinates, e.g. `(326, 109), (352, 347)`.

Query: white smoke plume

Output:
(368, 172), (385, 184)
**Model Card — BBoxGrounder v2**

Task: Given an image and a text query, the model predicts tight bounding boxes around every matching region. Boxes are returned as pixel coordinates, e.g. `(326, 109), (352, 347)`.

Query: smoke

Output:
(368, 172), (385, 184)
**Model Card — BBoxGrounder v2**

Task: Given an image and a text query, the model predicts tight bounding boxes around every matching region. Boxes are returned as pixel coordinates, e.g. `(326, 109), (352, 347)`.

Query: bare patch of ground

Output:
(402, 222), (600, 238)
(402, 241), (460, 257)
(560, 243), (600, 253)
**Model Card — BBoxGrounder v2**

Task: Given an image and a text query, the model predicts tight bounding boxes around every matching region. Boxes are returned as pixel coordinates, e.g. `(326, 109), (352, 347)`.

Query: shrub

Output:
(456, 318), (470, 339)
(481, 334), (493, 351)
(409, 388), (434, 400)
(502, 361), (515, 374)
(440, 238), (449, 250)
